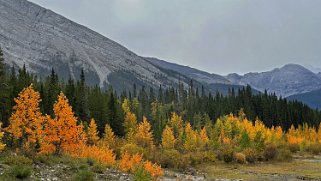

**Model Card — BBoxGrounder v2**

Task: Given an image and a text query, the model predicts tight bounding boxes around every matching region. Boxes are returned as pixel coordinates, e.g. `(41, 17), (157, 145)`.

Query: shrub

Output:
(8, 165), (32, 179)
(243, 148), (257, 163)
(288, 144), (300, 153)
(234, 152), (246, 164)
(157, 149), (189, 169)
(222, 148), (234, 163)
(72, 170), (95, 181)
(91, 164), (106, 174)
(133, 165), (152, 181)
(264, 144), (278, 161)
(276, 149), (292, 162)
(119, 152), (143, 173)
(87, 158), (96, 166)
(3, 155), (33, 166)
(120, 143), (144, 156)
(143, 161), (164, 177)
(307, 143), (321, 155)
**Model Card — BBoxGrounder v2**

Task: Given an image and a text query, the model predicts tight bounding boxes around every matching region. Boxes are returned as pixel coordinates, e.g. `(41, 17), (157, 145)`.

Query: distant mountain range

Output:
(0, 0), (320, 109)
(226, 64), (321, 97)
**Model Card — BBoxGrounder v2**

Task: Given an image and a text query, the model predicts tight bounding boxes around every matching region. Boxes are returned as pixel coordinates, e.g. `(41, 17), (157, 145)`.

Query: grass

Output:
(197, 158), (321, 180)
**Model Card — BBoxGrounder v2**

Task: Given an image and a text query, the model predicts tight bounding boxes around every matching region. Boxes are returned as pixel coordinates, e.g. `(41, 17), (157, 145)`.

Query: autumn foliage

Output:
(5, 84), (321, 177)
(40, 92), (86, 155)
(6, 84), (44, 151)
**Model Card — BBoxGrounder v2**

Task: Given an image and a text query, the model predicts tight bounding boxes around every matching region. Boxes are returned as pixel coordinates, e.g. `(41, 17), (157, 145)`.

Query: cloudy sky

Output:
(29, 0), (321, 75)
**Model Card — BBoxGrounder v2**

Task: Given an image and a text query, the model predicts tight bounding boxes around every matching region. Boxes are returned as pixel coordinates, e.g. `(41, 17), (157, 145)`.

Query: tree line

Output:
(0, 47), (321, 141)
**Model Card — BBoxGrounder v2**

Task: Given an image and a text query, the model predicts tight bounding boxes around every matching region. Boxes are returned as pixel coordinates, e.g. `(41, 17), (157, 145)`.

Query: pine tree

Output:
(41, 92), (86, 155)
(6, 84), (44, 151)
(87, 118), (99, 145)
(161, 126), (176, 149)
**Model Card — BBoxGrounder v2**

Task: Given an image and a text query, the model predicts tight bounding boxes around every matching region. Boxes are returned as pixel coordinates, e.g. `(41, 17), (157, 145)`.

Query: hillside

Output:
(287, 88), (321, 109)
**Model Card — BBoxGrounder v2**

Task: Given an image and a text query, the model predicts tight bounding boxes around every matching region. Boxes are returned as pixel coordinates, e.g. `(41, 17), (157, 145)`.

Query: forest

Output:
(1, 48), (321, 180)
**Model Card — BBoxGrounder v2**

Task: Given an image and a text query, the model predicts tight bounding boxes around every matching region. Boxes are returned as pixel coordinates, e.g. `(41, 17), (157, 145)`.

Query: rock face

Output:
(226, 64), (321, 97)
(0, 0), (185, 91)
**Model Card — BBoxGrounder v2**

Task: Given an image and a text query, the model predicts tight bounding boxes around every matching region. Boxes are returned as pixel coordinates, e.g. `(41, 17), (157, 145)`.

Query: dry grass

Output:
(197, 157), (321, 181)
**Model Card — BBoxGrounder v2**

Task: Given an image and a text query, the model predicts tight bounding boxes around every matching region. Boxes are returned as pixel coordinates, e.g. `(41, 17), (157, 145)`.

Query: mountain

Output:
(0, 0), (194, 92)
(226, 64), (321, 97)
(146, 57), (231, 85)
(287, 89), (321, 109)
(147, 57), (251, 94)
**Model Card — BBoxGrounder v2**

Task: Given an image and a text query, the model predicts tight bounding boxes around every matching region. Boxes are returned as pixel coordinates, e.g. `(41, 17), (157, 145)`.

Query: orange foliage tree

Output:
(87, 118), (99, 145)
(40, 92), (86, 155)
(6, 84), (44, 151)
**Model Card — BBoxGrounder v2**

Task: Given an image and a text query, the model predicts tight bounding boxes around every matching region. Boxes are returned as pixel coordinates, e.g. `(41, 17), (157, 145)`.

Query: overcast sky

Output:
(29, 0), (321, 75)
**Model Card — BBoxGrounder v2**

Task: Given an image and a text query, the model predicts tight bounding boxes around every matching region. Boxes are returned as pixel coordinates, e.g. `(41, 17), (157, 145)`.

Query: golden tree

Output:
(124, 112), (138, 140)
(134, 117), (154, 149)
(198, 127), (209, 149)
(87, 118), (99, 145)
(168, 112), (184, 138)
(99, 124), (116, 148)
(161, 125), (176, 149)
(318, 123), (321, 143)
(6, 84), (44, 151)
(184, 123), (198, 152)
(122, 98), (131, 113)
(0, 123), (5, 151)
(40, 92), (86, 155)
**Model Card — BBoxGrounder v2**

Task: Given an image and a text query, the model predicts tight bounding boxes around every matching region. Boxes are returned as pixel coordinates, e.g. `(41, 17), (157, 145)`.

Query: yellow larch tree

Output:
(184, 123), (198, 152)
(0, 122), (5, 151)
(318, 123), (321, 143)
(124, 112), (138, 141)
(87, 118), (99, 145)
(40, 92), (87, 155)
(6, 84), (44, 151)
(122, 98), (131, 113)
(161, 125), (176, 149)
(134, 117), (154, 149)
(168, 112), (184, 139)
(198, 127), (209, 149)
(98, 124), (116, 149)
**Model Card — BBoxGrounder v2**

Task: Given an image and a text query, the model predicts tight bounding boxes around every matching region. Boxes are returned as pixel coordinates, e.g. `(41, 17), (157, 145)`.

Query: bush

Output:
(91, 164), (106, 174)
(133, 166), (152, 181)
(264, 144), (278, 161)
(3, 155), (33, 166)
(234, 152), (246, 164)
(276, 149), (292, 162)
(120, 143), (144, 156)
(307, 143), (321, 155)
(222, 148), (234, 163)
(243, 148), (256, 163)
(156, 149), (189, 169)
(288, 144), (300, 153)
(8, 165), (32, 179)
(72, 170), (95, 181)
(87, 158), (96, 166)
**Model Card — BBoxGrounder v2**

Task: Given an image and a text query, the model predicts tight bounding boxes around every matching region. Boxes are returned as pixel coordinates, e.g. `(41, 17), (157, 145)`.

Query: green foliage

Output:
(91, 164), (106, 174)
(133, 165), (152, 181)
(7, 165), (32, 180)
(276, 149), (292, 162)
(3, 155), (33, 166)
(72, 170), (95, 181)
